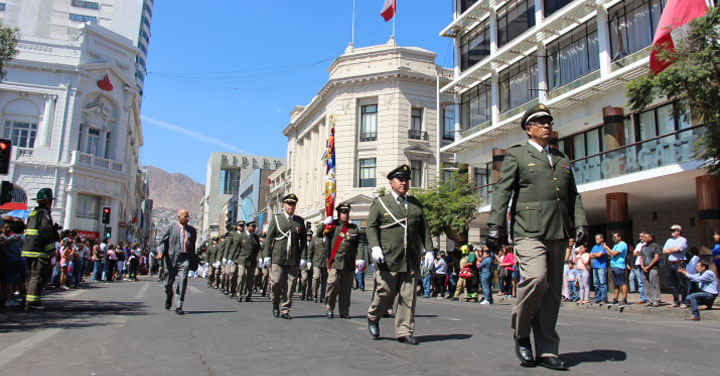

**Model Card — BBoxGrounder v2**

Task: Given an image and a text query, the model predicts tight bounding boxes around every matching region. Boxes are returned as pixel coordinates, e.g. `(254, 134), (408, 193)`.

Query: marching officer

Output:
(226, 220), (244, 298)
(487, 104), (588, 370)
(366, 165), (433, 345)
(237, 221), (261, 302)
(324, 202), (361, 319)
(310, 225), (328, 303)
(22, 188), (60, 310)
(218, 233), (229, 294)
(206, 237), (218, 288)
(262, 194), (306, 319)
(299, 229), (314, 301)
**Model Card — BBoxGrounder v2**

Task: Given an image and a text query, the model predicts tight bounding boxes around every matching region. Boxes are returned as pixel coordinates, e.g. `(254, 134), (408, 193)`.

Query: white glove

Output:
(299, 259), (307, 269)
(227, 260), (233, 266)
(371, 246), (385, 264)
(222, 257), (227, 263)
(423, 252), (434, 269)
(263, 257), (271, 268)
(307, 262), (312, 269)
(323, 216), (334, 225)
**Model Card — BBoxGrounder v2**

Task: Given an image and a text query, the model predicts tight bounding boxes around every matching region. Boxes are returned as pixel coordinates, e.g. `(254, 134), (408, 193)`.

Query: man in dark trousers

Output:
(324, 202), (361, 319)
(158, 209), (197, 315)
(487, 104), (588, 370)
(22, 188), (60, 310)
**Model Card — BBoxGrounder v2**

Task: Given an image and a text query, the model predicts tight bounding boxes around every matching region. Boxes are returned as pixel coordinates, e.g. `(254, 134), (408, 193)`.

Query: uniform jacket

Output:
(262, 213), (306, 266)
(206, 243), (217, 264)
(489, 142), (588, 240)
(366, 194), (433, 273)
(217, 239), (228, 262)
(22, 206), (58, 258)
(238, 232), (261, 267)
(308, 236), (327, 268)
(227, 231), (242, 263)
(325, 220), (361, 271)
(159, 222), (197, 269)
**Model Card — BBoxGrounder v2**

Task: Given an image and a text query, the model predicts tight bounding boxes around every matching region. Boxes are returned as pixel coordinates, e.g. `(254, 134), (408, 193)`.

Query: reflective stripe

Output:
(44, 243), (55, 251)
(29, 211), (38, 217)
(26, 229), (39, 235)
(26, 295), (40, 302)
(21, 251), (50, 258)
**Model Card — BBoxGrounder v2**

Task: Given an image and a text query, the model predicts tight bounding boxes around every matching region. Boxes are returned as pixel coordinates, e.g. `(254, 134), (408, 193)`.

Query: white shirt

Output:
(283, 211), (294, 222)
(528, 140), (553, 165)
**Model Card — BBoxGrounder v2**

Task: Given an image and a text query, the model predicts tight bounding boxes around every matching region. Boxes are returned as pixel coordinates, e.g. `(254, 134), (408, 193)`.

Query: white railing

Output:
(72, 151), (124, 174)
(14, 147), (34, 160)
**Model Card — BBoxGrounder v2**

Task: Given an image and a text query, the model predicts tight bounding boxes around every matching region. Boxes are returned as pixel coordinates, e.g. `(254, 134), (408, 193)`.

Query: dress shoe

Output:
(165, 294), (173, 310)
(314, 297), (319, 303)
(383, 312), (395, 318)
(367, 318), (380, 338)
(175, 308), (185, 315)
(326, 311), (334, 319)
(537, 356), (568, 370)
(397, 336), (419, 345)
(281, 313), (292, 320)
(514, 335), (535, 367)
(300, 296), (306, 301)
(273, 306), (280, 318)
(245, 296), (252, 302)
(339, 314), (351, 319)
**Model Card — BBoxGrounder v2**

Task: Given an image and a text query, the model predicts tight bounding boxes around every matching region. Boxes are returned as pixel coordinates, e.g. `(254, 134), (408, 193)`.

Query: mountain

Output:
(146, 166), (204, 214)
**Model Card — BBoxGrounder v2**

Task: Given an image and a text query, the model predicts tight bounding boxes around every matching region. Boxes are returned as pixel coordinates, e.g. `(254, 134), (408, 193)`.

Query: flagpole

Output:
(351, 0), (356, 46)
(392, 0), (396, 39)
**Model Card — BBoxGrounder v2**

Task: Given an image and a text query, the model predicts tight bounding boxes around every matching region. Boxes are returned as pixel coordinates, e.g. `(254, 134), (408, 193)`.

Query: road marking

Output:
(188, 286), (203, 294)
(0, 329), (62, 367)
(112, 316), (129, 325)
(65, 289), (85, 298)
(134, 282), (150, 299)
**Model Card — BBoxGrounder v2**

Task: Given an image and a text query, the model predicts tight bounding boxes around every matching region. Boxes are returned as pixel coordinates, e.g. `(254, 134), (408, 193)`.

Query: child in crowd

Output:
(565, 262), (579, 302)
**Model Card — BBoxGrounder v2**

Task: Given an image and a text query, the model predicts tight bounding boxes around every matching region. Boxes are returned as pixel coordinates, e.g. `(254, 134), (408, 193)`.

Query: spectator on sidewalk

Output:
(421, 254), (433, 298)
(686, 247), (700, 295)
(563, 239), (578, 301)
(590, 234), (609, 304)
(681, 260), (718, 321)
(573, 243), (591, 303)
(566, 263), (579, 302)
(452, 245), (470, 301)
(497, 245), (515, 299)
(712, 231), (720, 274)
(605, 232), (628, 307)
(445, 247), (459, 299)
(1, 218), (26, 307)
(465, 245), (479, 302)
(663, 224), (688, 308)
(355, 258), (366, 292)
(59, 238), (73, 290)
(641, 232), (662, 307)
(631, 232), (647, 304)
(478, 248), (494, 304)
(433, 251), (447, 298)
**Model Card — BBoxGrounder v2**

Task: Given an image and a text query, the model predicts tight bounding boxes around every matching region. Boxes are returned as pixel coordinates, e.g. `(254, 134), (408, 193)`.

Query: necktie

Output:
(543, 148), (552, 165)
(397, 196), (406, 214)
(180, 225), (185, 253)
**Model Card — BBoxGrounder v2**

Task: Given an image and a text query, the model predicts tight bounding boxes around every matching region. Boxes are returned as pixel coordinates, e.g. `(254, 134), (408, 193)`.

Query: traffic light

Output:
(0, 181), (12, 205)
(104, 226), (112, 240)
(102, 207), (111, 224)
(0, 139), (11, 175)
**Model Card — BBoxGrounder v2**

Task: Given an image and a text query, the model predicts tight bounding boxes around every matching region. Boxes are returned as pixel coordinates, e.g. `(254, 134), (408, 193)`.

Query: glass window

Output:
(359, 158), (376, 187)
(86, 128), (99, 156)
(3, 121), (37, 149)
(219, 169), (240, 195)
(0, 3), (6, 12)
(547, 19), (599, 89)
(499, 57), (538, 112)
(360, 104), (377, 142)
(411, 108), (423, 131)
(442, 104), (456, 141)
(144, 2), (153, 17)
(69, 13), (97, 23)
(76, 194), (99, 218)
(71, 0), (99, 10)
(104, 132), (112, 159)
(460, 0), (481, 13)
(544, 0), (573, 17)
(460, 24), (491, 71)
(410, 161), (423, 188)
(497, 0), (536, 48)
(460, 81), (491, 131)
(609, 0), (666, 60)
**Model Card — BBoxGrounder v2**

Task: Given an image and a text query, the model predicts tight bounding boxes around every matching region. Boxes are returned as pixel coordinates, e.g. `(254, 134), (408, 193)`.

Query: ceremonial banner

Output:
(323, 116), (337, 235)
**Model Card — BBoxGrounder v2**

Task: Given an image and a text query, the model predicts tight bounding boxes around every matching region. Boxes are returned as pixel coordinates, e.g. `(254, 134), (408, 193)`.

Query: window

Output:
(3, 121), (37, 149)
(411, 108), (422, 131)
(497, 0), (536, 48)
(474, 165), (490, 188)
(76, 194), (99, 218)
(0, 3), (6, 12)
(634, 102), (686, 141)
(142, 16), (151, 28)
(219, 169), (240, 195)
(460, 24), (490, 71)
(360, 104), (377, 142)
(86, 128), (100, 155)
(71, 0), (99, 10)
(139, 42), (148, 55)
(137, 56), (146, 69)
(141, 29), (150, 44)
(460, 0), (480, 13)
(359, 158), (376, 187)
(442, 104), (455, 141)
(544, 0), (573, 17)
(410, 160), (423, 188)
(460, 81), (491, 131)
(69, 13), (97, 23)
(499, 57), (538, 112)
(609, 0), (666, 60)
(547, 19), (599, 89)
(104, 132), (111, 159)
(144, 2), (153, 17)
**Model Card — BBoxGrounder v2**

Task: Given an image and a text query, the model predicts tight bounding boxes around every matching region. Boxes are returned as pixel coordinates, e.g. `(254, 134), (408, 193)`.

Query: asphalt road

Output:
(1, 277), (718, 376)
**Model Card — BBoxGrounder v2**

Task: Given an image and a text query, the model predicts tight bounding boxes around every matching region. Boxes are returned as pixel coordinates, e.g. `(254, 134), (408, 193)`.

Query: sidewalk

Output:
(559, 292), (720, 321)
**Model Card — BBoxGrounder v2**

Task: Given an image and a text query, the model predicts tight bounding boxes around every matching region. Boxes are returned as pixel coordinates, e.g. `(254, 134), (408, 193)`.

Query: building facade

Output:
(440, 1), (718, 257)
(236, 168), (274, 232)
(284, 41), (454, 232)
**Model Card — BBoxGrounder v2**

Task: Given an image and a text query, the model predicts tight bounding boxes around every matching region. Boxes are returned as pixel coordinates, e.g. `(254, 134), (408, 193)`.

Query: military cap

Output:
(236, 220), (246, 226)
(336, 202), (351, 212)
(247, 221), (256, 226)
(521, 103), (553, 130)
(306, 230), (314, 237)
(282, 193), (298, 204)
(386, 164), (412, 180)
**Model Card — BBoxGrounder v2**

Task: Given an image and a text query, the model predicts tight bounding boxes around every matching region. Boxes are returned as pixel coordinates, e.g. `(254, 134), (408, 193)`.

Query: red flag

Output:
(381, 0), (396, 22)
(649, 0), (709, 74)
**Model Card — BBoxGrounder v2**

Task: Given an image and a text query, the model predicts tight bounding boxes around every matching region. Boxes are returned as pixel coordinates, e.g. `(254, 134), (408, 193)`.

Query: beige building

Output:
(284, 40), (454, 230)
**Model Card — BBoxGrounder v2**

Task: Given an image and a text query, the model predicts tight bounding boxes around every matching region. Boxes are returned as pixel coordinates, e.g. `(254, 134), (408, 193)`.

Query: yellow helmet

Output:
(460, 245), (469, 255)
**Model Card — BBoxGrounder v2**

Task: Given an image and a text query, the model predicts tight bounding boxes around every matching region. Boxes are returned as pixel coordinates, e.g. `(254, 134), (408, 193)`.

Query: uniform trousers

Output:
(312, 267), (328, 300)
(512, 237), (566, 358)
(165, 255), (190, 309)
(206, 265), (216, 286)
(325, 269), (353, 315)
(453, 276), (467, 299)
(26, 257), (52, 305)
(228, 263), (239, 295)
(237, 264), (255, 298)
(270, 264), (298, 314)
(300, 268), (313, 298)
(367, 270), (419, 338)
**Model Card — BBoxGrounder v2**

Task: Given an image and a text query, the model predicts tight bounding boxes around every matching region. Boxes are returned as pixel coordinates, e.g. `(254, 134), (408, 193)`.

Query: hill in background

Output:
(147, 166), (205, 239)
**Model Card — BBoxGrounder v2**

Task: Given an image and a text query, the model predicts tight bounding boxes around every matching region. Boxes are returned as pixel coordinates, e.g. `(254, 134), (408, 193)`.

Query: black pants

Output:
(26, 257), (52, 306)
(668, 262), (688, 304)
(433, 274), (446, 296)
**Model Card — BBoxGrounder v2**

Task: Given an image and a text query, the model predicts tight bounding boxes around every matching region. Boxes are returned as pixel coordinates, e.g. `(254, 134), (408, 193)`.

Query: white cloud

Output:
(141, 115), (247, 154)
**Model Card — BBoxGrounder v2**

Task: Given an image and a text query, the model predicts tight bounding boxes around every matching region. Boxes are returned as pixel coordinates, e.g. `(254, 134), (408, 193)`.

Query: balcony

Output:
(360, 133), (377, 142)
(71, 151), (125, 175)
(14, 147), (34, 160)
(408, 129), (429, 141)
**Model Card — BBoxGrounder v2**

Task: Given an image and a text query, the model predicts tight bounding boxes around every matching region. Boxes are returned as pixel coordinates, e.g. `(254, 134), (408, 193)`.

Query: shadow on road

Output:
(561, 349), (627, 366)
(415, 333), (473, 342)
(185, 310), (237, 314)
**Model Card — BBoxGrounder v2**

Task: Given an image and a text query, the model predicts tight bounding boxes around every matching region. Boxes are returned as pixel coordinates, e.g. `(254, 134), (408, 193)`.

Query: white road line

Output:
(188, 286), (203, 294)
(0, 329), (62, 367)
(134, 282), (150, 299)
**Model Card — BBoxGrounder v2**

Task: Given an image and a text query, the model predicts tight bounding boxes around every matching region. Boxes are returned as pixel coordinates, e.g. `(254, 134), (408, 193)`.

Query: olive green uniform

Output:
(217, 238), (228, 291)
(226, 231), (242, 296)
(310, 235), (328, 302)
(206, 242), (217, 287)
(237, 231), (260, 299)
(263, 213), (306, 314)
(325, 221), (360, 316)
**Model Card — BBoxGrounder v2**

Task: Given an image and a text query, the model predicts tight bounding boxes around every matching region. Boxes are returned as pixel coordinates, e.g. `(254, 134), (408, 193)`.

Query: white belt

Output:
(274, 215), (292, 260)
(377, 198), (407, 250)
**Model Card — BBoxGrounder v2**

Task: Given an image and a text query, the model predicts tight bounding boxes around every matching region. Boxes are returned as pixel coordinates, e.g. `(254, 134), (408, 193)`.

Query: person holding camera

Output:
(22, 188), (61, 310)
(680, 260), (718, 321)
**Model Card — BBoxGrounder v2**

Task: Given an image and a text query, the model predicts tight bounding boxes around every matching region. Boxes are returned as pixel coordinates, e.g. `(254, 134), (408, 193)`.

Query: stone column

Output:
(603, 107), (625, 150)
(696, 175), (720, 254)
(40, 94), (57, 147)
(491, 148), (505, 183)
(606, 192), (630, 241)
(596, 6), (612, 76)
(63, 190), (77, 230)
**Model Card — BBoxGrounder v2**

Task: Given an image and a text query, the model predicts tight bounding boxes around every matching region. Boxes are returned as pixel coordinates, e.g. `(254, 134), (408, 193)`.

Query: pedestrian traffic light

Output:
(102, 207), (111, 224)
(0, 139), (11, 175)
(0, 181), (12, 205)
(104, 226), (112, 239)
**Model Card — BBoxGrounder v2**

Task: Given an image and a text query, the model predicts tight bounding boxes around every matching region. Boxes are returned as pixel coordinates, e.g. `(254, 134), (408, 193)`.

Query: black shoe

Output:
(230, 294), (237, 299)
(281, 313), (292, 320)
(273, 306), (280, 318)
(537, 357), (568, 371)
(514, 335), (535, 367)
(397, 336), (419, 345)
(383, 312), (395, 318)
(300, 296), (306, 301)
(245, 296), (252, 302)
(237, 297), (243, 303)
(319, 298), (324, 303)
(165, 294), (173, 310)
(367, 318), (380, 338)
(175, 308), (185, 315)
(339, 314), (351, 319)
(314, 297), (319, 303)
(326, 311), (334, 319)
(261, 292), (266, 297)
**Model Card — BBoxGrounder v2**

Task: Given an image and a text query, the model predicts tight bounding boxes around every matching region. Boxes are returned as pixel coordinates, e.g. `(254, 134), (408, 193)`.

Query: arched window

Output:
(2, 99), (41, 149)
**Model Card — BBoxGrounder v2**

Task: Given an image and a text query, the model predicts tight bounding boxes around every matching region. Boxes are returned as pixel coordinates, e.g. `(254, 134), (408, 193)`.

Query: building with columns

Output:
(440, 1), (718, 261)
(284, 40), (454, 233)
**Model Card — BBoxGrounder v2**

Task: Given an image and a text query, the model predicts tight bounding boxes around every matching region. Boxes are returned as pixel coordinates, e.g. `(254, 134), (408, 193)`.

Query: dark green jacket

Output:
(308, 236), (327, 268)
(217, 239), (228, 262)
(366, 194), (433, 273)
(238, 232), (261, 267)
(22, 206), (58, 258)
(489, 142), (588, 240)
(206, 243), (217, 264)
(262, 213), (306, 266)
(325, 221), (361, 271)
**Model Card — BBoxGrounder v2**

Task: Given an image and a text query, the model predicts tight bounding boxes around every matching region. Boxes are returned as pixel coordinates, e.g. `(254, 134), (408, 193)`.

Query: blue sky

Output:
(140, 0), (454, 184)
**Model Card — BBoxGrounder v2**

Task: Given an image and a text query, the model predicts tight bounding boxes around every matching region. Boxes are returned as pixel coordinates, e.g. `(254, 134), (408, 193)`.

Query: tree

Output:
(0, 26), (19, 81)
(411, 170), (483, 245)
(626, 5), (720, 174)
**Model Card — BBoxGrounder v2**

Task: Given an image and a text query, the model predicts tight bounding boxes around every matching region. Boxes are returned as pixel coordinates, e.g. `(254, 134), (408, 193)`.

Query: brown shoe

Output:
(669, 303), (679, 308)
(686, 316), (700, 321)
